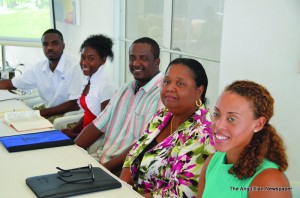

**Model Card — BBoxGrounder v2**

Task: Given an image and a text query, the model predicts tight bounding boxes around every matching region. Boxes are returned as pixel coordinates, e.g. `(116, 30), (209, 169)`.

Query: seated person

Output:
(0, 29), (84, 120)
(75, 37), (164, 173)
(197, 80), (292, 198)
(120, 58), (215, 197)
(61, 34), (116, 139)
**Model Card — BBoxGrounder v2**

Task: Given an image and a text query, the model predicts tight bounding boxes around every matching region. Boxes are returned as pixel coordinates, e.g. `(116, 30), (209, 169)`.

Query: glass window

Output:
(125, 0), (164, 46)
(123, 0), (223, 110)
(0, 0), (52, 41)
(125, 0), (165, 81)
(172, 0), (224, 61)
(0, 45), (2, 69)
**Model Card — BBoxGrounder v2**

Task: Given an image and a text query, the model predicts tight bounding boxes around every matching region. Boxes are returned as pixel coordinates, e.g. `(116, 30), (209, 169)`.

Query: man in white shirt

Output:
(0, 29), (84, 119)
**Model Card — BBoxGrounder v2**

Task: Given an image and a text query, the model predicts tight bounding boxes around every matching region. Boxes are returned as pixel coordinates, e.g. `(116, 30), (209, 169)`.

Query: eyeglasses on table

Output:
(56, 164), (95, 183)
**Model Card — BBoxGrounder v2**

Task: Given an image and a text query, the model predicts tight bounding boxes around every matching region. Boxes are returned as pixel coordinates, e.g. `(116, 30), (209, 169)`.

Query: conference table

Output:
(0, 99), (142, 198)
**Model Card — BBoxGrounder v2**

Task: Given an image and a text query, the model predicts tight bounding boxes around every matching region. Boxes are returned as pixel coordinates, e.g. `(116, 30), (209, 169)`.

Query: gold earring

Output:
(195, 98), (202, 107)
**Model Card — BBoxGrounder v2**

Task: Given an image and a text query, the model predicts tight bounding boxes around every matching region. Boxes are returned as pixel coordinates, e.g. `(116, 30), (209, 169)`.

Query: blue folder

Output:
(0, 130), (74, 152)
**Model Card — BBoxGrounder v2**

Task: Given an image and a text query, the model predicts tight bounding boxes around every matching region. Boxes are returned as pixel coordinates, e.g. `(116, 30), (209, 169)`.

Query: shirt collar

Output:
(132, 72), (163, 93)
(42, 52), (66, 73)
(89, 65), (105, 84)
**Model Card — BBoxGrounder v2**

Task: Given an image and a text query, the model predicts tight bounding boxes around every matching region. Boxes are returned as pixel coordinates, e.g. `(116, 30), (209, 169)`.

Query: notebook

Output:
(0, 130), (74, 152)
(26, 167), (122, 198)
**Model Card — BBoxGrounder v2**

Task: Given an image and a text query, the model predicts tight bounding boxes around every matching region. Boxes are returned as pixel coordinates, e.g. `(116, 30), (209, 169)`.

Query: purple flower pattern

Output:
(123, 106), (215, 197)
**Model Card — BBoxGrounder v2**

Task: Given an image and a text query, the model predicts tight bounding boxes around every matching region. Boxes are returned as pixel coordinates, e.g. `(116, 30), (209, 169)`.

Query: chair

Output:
(53, 109), (84, 130)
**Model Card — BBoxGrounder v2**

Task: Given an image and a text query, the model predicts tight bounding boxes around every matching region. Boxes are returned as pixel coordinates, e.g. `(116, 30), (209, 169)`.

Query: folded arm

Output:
(0, 79), (16, 90)
(40, 99), (79, 117)
(103, 144), (134, 173)
(75, 122), (104, 149)
(61, 116), (84, 139)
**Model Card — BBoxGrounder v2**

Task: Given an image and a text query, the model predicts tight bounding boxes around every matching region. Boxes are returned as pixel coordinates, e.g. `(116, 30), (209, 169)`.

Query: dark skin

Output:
(39, 33), (80, 117)
(128, 43), (160, 88)
(0, 32), (80, 118)
(61, 46), (110, 138)
(120, 63), (203, 197)
(75, 42), (160, 172)
(40, 100), (79, 117)
(0, 80), (14, 90)
(42, 33), (65, 71)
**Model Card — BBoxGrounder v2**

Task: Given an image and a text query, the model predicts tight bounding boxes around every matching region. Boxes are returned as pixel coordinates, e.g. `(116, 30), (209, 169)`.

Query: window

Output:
(172, 0), (223, 61)
(0, 45), (3, 68)
(120, 0), (224, 108)
(0, 0), (52, 45)
(124, 0), (223, 72)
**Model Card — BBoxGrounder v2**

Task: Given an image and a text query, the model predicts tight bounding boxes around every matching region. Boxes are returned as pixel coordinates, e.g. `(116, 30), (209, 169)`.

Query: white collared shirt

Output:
(12, 53), (84, 107)
(78, 65), (116, 116)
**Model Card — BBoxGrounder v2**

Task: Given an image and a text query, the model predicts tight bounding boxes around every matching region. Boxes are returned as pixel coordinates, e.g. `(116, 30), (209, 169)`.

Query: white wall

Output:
(56, 0), (114, 58)
(220, 0), (300, 187)
(5, 46), (43, 68)
(56, 0), (115, 78)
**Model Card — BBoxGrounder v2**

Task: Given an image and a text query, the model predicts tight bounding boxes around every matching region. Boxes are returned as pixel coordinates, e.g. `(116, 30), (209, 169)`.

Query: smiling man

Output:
(0, 29), (84, 119)
(75, 37), (164, 174)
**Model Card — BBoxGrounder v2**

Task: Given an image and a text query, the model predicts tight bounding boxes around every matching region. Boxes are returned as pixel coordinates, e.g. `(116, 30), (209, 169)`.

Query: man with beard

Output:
(75, 37), (163, 175)
(0, 29), (84, 120)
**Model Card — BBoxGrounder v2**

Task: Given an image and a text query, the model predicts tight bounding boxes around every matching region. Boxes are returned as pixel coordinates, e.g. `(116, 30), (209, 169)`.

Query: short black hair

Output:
(132, 37), (160, 59)
(166, 58), (208, 104)
(42, 29), (64, 41)
(80, 34), (114, 61)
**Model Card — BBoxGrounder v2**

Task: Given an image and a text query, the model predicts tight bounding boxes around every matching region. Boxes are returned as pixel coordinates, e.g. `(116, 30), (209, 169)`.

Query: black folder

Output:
(26, 167), (122, 198)
(0, 130), (74, 152)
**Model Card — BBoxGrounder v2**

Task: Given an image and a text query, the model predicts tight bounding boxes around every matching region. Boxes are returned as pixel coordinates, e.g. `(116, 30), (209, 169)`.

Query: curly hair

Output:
(80, 34), (114, 61)
(225, 80), (288, 179)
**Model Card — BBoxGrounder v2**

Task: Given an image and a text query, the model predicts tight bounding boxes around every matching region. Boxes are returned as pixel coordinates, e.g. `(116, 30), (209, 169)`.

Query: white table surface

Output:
(0, 99), (31, 116)
(0, 99), (142, 198)
(0, 144), (142, 197)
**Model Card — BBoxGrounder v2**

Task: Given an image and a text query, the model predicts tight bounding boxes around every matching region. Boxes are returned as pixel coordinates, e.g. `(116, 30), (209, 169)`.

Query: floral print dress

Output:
(123, 105), (215, 198)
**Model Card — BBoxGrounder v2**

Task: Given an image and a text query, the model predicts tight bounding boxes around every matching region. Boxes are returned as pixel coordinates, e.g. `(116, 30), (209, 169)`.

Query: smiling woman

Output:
(120, 58), (215, 198)
(197, 80), (292, 198)
(61, 34), (116, 139)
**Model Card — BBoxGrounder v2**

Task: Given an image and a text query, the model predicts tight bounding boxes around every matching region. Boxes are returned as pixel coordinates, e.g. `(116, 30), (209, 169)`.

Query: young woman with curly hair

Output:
(61, 34), (116, 139)
(197, 80), (292, 198)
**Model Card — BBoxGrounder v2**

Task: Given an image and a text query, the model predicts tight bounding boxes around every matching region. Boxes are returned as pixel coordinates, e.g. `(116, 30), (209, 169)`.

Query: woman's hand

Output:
(119, 167), (134, 185)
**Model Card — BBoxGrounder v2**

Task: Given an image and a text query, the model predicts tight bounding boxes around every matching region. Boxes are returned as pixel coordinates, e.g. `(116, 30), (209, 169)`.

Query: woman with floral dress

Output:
(120, 58), (215, 198)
